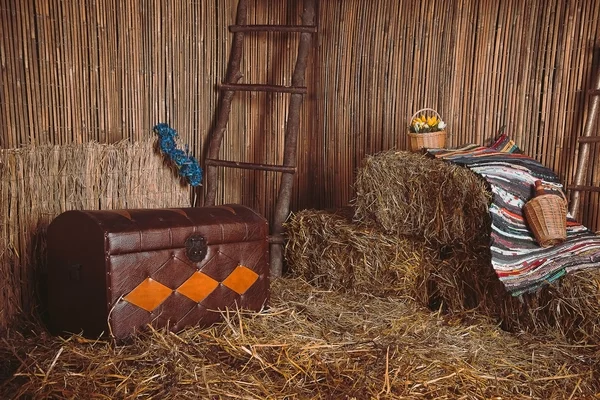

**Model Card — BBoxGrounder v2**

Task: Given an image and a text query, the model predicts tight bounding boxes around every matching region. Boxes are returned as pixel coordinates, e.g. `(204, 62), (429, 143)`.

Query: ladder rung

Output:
(577, 136), (600, 143)
(589, 89), (600, 96)
(567, 185), (600, 193)
(230, 24), (317, 33)
(220, 83), (307, 94)
(205, 158), (296, 173)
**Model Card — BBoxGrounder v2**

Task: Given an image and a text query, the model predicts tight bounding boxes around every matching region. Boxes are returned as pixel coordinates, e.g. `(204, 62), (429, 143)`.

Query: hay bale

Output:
(353, 150), (491, 246)
(284, 208), (430, 303)
(284, 208), (600, 344)
(499, 268), (600, 343)
(285, 208), (508, 316)
(286, 151), (600, 344)
(2, 278), (600, 399)
(547, 269), (600, 341)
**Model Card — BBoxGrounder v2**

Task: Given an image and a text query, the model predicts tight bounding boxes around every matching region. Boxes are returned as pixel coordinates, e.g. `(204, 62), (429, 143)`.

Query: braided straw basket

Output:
(523, 182), (567, 247)
(407, 108), (447, 152)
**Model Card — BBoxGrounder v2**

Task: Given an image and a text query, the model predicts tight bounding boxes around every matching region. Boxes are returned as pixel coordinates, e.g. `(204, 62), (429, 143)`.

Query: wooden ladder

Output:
(203, 0), (317, 277)
(568, 57), (600, 221)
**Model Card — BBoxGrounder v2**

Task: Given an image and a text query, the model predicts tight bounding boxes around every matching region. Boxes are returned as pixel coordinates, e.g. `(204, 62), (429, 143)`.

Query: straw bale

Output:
(547, 269), (600, 342)
(284, 208), (430, 304)
(284, 208), (600, 345)
(353, 150), (492, 246)
(499, 268), (600, 344)
(285, 208), (507, 316)
(1, 277), (599, 399)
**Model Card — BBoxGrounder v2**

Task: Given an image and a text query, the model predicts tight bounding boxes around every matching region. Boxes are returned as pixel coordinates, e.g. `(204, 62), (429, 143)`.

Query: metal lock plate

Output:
(185, 234), (208, 262)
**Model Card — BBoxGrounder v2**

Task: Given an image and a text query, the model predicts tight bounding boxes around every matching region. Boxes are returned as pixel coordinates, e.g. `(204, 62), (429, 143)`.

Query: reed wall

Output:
(1, 0), (600, 327)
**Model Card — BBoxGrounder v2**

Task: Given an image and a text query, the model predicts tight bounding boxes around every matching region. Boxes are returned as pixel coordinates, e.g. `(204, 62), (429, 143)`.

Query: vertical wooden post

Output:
(569, 61), (600, 218)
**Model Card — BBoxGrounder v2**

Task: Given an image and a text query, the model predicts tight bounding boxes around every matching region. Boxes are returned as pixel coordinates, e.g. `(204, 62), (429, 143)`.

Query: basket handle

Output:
(410, 108), (442, 122)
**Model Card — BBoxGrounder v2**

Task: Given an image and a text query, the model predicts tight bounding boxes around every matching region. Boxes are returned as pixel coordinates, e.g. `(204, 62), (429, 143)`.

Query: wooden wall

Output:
(1, 0), (599, 226)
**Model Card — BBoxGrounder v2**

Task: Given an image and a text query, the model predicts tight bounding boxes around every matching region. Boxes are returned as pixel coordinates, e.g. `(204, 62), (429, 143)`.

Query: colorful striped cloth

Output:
(430, 143), (600, 296)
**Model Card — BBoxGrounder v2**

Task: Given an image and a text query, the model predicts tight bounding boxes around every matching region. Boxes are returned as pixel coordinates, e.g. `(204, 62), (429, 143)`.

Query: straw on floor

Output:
(1, 277), (599, 400)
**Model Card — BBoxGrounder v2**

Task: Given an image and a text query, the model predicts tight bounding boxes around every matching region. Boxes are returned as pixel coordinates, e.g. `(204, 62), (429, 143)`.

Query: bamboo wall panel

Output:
(309, 0), (600, 231)
(0, 0), (229, 147)
(1, 0), (600, 326)
(2, 0), (598, 228)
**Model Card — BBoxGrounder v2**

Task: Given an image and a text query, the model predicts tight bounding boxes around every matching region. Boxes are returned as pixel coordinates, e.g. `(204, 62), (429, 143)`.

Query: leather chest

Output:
(47, 204), (269, 339)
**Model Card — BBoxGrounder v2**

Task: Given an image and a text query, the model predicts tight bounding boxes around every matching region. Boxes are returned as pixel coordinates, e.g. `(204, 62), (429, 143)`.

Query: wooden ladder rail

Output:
(203, 0), (317, 277)
(568, 59), (600, 219)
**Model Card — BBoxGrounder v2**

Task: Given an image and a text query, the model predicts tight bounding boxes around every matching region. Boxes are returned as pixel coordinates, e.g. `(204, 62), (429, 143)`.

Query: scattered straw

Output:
(1, 278), (599, 399)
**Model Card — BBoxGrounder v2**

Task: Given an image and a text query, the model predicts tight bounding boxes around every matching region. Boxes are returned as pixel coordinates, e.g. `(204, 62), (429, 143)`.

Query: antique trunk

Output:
(47, 204), (269, 339)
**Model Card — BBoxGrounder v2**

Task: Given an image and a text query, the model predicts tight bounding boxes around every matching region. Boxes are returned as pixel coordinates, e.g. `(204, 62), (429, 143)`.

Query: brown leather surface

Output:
(47, 204), (269, 339)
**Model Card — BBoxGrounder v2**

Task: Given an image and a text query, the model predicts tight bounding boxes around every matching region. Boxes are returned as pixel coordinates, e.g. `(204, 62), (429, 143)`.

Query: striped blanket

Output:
(431, 143), (600, 296)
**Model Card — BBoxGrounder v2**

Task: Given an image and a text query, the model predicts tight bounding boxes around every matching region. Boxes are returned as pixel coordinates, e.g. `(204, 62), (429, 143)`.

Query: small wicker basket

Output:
(407, 108), (447, 152)
(523, 181), (567, 247)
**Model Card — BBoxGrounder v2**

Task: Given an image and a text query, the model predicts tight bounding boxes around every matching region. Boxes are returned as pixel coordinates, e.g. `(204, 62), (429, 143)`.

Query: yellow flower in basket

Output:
(409, 110), (446, 133)
(407, 108), (447, 152)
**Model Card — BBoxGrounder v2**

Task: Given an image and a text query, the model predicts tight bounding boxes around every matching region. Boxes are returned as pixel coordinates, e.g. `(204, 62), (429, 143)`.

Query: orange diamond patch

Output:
(124, 278), (172, 312)
(176, 271), (219, 302)
(222, 265), (258, 295)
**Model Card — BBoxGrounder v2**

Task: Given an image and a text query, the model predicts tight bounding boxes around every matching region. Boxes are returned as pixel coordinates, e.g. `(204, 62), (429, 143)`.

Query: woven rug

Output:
(430, 139), (600, 296)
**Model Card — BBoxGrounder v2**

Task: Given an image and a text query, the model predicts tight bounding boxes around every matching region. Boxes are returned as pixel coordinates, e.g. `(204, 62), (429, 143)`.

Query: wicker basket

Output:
(407, 108), (447, 152)
(523, 193), (567, 248)
(407, 130), (447, 152)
